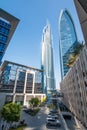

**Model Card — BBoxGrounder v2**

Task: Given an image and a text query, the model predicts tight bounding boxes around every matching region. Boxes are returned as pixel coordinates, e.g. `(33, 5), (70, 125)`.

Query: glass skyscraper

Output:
(41, 22), (55, 93)
(0, 8), (19, 64)
(59, 9), (78, 79)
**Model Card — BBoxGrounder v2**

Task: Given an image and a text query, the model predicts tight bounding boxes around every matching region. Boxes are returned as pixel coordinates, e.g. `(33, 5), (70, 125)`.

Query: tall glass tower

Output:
(59, 9), (78, 79)
(41, 22), (55, 93)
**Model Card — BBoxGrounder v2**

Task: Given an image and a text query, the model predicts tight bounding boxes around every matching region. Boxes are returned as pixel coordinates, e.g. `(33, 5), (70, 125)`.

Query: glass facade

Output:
(16, 71), (26, 93)
(59, 9), (78, 79)
(0, 61), (43, 94)
(34, 71), (42, 93)
(26, 73), (33, 93)
(0, 8), (19, 64)
(0, 19), (11, 64)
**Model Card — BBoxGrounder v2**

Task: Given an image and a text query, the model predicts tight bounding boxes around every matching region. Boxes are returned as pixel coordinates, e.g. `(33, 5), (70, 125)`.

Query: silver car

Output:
(47, 114), (59, 119)
(46, 117), (61, 126)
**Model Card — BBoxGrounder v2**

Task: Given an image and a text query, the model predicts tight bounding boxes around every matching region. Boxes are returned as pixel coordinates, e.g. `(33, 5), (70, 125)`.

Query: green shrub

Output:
(31, 108), (40, 116)
(9, 125), (26, 130)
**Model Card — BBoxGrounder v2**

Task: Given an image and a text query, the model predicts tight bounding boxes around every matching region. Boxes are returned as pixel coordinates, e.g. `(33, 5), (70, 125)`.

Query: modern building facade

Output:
(74, 0), (87, 46)
(0, 8), (19, 64)
(41, 22), (55, 93)
(59, 9), (78, 79)
(60, 45), (87, 128)
(0, 61), (46, 107)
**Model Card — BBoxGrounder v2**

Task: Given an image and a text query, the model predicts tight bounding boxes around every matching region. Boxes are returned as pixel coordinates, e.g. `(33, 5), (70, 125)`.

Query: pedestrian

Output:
(1, 124), (4, 130)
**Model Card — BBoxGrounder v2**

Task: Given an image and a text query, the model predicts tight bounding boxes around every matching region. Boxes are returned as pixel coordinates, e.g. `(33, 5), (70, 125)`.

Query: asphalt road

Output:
(20, 106), (66, 130)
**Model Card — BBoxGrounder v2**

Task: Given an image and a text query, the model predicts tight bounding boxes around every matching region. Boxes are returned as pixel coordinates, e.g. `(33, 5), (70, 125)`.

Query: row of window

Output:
(0, 43), (6, 52)
(0, 20), (11, 29)
(0, 35), (7, 43)
(0, 26), (10, 36)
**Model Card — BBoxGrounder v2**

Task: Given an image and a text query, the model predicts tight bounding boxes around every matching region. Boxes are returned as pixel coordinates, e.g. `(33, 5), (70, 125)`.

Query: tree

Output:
(29, 97), (40, 109)
(1, 102), (21, 123)
(67, 54), (78, 67)
(42, 96), (47, 103)
(67, 43), (83, 67)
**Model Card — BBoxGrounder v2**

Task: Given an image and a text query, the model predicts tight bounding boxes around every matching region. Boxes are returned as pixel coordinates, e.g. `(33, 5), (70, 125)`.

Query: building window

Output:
(26, 73), (34, 93)
(16, 71), (25, 93)
(82, 110), (84, 117)
(78, 109), (80, 114)
(81, 101), (83, 106)
(83, 71), (85, 77)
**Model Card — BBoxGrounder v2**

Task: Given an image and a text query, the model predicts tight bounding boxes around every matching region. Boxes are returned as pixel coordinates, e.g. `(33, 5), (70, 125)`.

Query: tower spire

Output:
(46, 19), (49, 25)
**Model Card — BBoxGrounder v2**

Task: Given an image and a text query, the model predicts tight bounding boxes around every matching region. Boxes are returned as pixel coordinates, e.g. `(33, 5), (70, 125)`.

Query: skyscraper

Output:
(41, 22), (55, 93)
(59, 9), (78, 79)
(0, 8), (19, 64)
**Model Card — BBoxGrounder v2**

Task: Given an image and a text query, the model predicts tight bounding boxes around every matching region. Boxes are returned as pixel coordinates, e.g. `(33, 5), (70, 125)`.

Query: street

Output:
(21, 106), (66, 130)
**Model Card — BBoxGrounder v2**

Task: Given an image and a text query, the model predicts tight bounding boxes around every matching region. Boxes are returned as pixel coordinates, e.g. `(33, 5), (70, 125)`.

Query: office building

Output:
(0, 8), (19, 64)
(41, 22), (55, 93)
(60, 45), (87, 128)
(74, 0), (87, 46)
(0, 61), (46, 107)
(59, 9), (78, 79)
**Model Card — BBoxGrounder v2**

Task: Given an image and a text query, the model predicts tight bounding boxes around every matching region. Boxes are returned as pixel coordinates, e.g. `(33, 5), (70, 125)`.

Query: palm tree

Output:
(67, 43), (83, 67)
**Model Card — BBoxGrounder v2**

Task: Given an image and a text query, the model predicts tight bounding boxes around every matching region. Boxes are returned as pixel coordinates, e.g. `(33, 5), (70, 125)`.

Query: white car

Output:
(46, 117), (61, 126)
(47, 114), (59, 119)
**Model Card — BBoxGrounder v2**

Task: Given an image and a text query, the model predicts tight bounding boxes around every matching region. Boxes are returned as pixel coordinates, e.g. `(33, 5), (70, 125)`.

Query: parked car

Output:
(48, 112), (59, 117)
(50, 109), (58, 114)
(47, 114), (59, 119)
(24, 108), (33, 114)
(46, 117), (61, 126)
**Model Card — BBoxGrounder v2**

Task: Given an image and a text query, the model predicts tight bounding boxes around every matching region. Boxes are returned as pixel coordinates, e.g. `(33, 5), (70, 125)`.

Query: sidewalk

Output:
(74, 117), (87, 130)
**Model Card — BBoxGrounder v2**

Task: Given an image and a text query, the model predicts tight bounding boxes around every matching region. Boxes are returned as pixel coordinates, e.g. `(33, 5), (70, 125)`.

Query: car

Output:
(24, 108), (33, 114)
(46, 117), (61, 126)
(50, 109), (58, 114)
(48, 112), (59, 117)
(47, 114), (59, 119)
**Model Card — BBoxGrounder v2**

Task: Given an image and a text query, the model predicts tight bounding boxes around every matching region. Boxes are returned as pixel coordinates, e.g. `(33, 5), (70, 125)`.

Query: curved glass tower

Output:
(41, 22), (55, 93)
(59, 9), (78, 79)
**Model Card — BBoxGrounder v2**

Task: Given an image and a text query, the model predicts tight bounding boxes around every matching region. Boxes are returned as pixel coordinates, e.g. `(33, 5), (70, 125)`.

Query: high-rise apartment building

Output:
(74, 0), (87, 46)
(41, 22), (55, 93)
(0, 8), (19, 64)
(59, 9), (78, 79)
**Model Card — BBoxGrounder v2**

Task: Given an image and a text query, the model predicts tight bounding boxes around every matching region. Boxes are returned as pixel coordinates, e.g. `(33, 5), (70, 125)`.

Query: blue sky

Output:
(1, 0), (84, 89)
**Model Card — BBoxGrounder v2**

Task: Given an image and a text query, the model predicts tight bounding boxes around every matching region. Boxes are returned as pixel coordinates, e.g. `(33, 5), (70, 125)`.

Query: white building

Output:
(41, 22), (55, 93)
